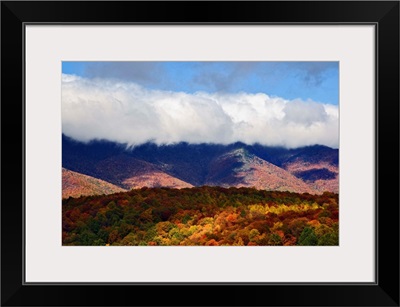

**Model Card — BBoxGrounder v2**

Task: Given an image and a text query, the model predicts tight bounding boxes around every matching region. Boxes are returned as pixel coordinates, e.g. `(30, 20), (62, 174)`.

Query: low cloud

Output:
(62, 74), (339, 148)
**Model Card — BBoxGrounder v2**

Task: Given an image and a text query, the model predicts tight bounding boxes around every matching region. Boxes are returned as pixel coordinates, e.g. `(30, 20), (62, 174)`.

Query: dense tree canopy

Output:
(62, 187), (339, 246)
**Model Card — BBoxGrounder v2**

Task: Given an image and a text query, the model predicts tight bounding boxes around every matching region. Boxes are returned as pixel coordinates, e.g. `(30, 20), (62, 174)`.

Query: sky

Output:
(62, 61), (339, 148)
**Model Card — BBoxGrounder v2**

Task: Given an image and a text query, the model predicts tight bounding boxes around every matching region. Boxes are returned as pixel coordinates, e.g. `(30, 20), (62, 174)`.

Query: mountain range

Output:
(62, 134), (339, 198)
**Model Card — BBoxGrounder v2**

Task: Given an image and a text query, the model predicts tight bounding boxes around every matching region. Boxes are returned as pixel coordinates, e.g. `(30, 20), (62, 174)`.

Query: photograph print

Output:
(62, 61), (339, 246)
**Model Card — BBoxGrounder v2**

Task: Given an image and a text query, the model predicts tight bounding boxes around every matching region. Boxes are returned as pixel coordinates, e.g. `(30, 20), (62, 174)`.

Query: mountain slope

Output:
(122, 172), (193, 189)
(62, 134), (339, 194)
(206, 148), (318, 194)
(280, 146), (339, 193)
(62, 168), (126, 199)
(283, 161), (339, 193)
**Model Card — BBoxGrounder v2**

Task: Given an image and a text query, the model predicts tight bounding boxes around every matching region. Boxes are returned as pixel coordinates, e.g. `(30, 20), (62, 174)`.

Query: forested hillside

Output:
(62, 187), (338, 246)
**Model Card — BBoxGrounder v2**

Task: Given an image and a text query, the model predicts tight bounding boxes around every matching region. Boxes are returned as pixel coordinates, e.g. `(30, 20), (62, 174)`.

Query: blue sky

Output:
(62, 61), (339, 105)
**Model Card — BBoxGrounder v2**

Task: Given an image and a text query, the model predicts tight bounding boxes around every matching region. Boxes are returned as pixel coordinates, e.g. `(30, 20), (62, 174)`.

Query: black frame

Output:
(1, 1), (399, 306)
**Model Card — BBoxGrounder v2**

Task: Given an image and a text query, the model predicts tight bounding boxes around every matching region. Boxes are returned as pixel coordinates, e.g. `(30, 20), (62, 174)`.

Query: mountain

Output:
(62, 134), (339, 195)
(62, 168), (126, 199)
(122, 172), (193, 189)
(205, 148), (318, 194)
(281, 146), (339, 193)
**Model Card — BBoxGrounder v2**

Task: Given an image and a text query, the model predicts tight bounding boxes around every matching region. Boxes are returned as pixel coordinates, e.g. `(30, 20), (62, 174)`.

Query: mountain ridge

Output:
(62, 134), (339, 195)
(62, 168), (126, 199)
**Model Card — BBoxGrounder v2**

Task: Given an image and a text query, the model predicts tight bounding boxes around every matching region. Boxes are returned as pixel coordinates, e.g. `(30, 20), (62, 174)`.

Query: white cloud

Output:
(62, 74), (339, 148)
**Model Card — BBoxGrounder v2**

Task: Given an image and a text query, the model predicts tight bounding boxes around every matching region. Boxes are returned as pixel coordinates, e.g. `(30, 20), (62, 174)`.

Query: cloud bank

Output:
(62, 74), (339, 148)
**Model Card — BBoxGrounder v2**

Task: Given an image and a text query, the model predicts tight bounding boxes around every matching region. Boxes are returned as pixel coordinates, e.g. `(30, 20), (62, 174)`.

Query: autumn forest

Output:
(62, 187), (339, 246)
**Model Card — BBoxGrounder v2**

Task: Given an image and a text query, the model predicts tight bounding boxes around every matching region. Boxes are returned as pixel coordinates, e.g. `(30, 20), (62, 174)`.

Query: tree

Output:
(288, 217), (308, 238)
(318, 232), (339, 246)
(267, 233), (282, 246)
(298, 227), (318, 246)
